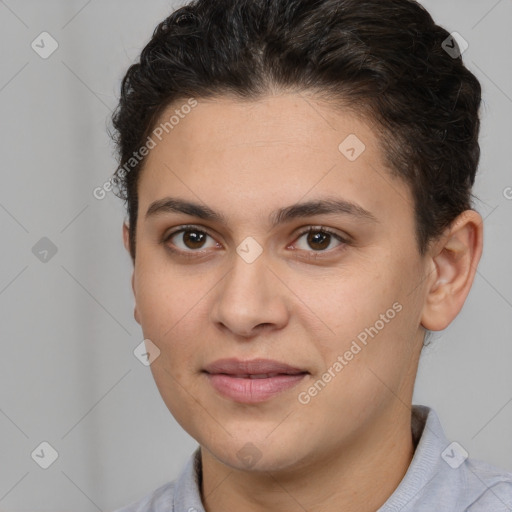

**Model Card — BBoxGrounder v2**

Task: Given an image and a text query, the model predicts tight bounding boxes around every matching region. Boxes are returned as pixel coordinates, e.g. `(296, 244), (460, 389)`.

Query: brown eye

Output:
(164, 227), (218, 253)
(181, 230), (207, 249)
(293, 227), (348, 253)
(306, 230), (331, 251)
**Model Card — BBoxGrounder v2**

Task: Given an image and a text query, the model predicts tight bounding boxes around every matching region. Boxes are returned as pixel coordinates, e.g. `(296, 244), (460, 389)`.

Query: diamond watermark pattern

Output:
(442, 31), (468, 59)
(31, 441), (59, 469)
(32, 237), (58, 263)
(338, 134), (366, 161)
(236, 442), (262, 468)
(236, 236), (263, 264)
(134, 339), (161, 366)
(441, 441), (469, 469)
(31, 32), (59, 59)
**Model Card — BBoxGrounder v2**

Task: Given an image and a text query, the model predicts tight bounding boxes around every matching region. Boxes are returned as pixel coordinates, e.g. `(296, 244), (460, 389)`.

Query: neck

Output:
(200, 404), (415, 512)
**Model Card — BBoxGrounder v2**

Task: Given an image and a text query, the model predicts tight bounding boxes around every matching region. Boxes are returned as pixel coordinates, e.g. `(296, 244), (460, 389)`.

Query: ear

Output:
(420, 210), (483, 331)
(122, 220), (132, 257)
(123, 221), (141, 325)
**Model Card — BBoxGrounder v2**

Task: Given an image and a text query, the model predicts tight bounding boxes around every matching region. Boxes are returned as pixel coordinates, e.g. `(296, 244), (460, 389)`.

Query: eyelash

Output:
(162, 224), (350, 260)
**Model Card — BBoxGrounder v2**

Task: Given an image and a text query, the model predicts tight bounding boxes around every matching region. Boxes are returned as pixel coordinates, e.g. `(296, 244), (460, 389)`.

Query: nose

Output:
(210, 250), (290, 338)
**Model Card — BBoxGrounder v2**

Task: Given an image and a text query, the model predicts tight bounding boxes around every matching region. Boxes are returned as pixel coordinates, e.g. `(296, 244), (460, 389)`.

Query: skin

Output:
(122, 92), (483, 512)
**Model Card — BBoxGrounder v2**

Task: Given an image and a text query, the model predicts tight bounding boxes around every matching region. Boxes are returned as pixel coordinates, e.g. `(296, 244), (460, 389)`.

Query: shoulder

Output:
(464, 458), (512, 511)
(385, 406), (512, 512)
(111, 481), (176, 512)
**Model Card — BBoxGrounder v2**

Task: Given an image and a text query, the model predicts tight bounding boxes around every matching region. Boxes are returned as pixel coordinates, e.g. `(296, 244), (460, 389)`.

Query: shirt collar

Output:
(377, 404), (461, 511)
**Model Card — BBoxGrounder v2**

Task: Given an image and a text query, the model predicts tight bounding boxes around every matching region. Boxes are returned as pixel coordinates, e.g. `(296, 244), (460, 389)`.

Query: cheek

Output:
(289, 265), (394, 343)
(136, 273), (205, 415)
(134, 266), (217, 380)
(135, 265), (202, 335)
(292, 259), (416, 376)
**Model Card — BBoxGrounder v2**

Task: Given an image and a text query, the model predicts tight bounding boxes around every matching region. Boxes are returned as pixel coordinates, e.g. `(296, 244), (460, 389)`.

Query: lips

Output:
(202, 358), (308, 376)
(229, 373), (292, 379)
(202, 358), (309, 403)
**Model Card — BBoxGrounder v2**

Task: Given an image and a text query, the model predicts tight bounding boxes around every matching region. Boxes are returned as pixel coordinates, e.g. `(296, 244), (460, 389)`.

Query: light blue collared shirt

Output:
(113, 405), (512, 511)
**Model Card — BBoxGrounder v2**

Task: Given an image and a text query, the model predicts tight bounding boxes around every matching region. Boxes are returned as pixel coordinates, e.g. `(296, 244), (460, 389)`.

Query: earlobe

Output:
(420, 210), (483, 331)
(131, 272), (142, 325)
(122, 221), (130, 254)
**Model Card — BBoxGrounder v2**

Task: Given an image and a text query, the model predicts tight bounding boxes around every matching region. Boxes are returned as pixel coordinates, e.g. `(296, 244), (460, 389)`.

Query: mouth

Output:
(202, 358), (309, 403)
(214, 372), (305, 379)
(203, 357), (308, 375)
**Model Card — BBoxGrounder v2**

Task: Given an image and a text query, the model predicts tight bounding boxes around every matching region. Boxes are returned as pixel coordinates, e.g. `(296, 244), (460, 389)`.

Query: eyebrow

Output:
(145, 196), (378, 227)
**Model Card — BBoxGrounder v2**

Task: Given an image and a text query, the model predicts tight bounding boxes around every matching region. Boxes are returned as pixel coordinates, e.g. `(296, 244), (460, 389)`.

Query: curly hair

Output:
(110, 0), (481, 262)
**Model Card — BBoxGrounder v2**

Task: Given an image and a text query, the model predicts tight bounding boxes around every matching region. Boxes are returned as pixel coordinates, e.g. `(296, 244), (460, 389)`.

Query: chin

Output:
(202, 434), (311, 474)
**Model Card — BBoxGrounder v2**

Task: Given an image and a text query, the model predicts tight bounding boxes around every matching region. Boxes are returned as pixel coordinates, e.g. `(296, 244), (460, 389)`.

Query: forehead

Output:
(152, 93), (371, 157)
(137, 93), (413, 230)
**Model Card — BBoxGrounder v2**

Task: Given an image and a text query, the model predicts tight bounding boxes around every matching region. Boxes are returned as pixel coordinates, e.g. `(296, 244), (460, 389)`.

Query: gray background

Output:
(0, 0), (510, 510)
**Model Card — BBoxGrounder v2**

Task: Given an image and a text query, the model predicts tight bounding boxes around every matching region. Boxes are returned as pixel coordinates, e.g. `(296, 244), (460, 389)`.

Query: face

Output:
(126, 92), (431, 473)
